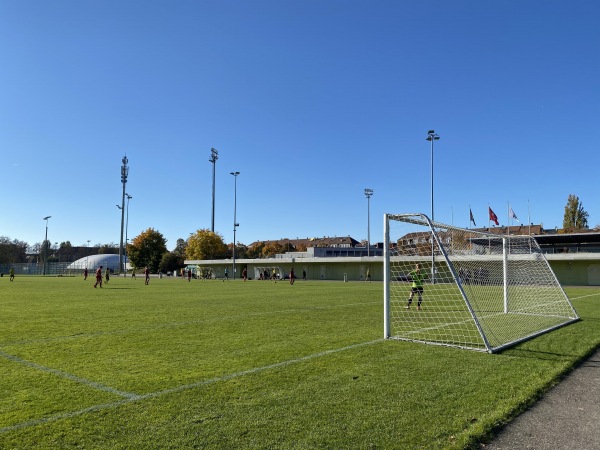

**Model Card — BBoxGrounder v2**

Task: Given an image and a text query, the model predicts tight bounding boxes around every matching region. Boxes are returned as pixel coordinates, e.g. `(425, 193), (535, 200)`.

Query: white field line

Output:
(570, 292), (600, 300)
(1, 301), (380, 348)
(0, 339), (383, 434)
(0, 350), (141, 400)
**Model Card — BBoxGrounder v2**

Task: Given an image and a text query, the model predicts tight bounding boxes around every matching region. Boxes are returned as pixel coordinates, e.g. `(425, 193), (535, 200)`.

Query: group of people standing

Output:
(85, 266), (150, 287)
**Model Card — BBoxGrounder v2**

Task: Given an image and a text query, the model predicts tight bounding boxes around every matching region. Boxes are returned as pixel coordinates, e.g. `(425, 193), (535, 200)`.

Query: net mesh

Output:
(385, 213), (578, 352)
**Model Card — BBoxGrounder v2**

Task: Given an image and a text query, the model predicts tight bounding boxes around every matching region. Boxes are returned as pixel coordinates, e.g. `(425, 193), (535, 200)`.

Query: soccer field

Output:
(1, 277), (599, 449)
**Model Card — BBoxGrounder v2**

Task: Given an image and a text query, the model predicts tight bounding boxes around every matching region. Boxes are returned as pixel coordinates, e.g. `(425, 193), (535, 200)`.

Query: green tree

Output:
(159, 238), (187, 273)
(127, 228), (168, 272)
(186, 229), (228, 260)
(160, 251), (183, 274)
(562, 194), (589, 232)
(0, 237), (28, 264)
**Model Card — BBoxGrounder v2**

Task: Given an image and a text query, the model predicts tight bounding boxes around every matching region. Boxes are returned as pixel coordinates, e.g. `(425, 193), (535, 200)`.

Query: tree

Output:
(159, 238), (187, 273)
(0, 237), (28, 264)
(127, 228), (168, 272)
(562, 194), (589, 233)
(186, 229), (228, 260)
(247, 242), (265, 259)
(229, 242), (248, 259)
(160, 251), (183, 274)
(262, 242), (285, 258)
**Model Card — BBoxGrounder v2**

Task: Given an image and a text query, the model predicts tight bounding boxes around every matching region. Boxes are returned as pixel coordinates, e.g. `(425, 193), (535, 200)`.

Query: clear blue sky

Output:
(1, 1), (598, 251)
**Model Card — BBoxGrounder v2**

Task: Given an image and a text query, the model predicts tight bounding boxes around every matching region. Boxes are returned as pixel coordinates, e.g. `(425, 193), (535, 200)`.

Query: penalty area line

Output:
(0, 339), (383, 434)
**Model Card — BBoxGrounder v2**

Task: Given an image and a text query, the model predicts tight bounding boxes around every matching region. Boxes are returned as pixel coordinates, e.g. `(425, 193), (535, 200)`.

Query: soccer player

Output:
(406, 264), (426, 310)
(83, 268), (88, 280)
(365, 267), (371, 282)
(289, 267), (295, 285)
(94, 266), (103, 288)
(9, 267), (15, 281)
(187, 269), (192, 282)
(144, 266), (150, 285)
(105, 267), (110, 284)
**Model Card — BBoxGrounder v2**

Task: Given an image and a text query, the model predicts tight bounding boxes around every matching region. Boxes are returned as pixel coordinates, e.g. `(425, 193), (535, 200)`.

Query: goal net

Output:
(383, 213), (579, 353)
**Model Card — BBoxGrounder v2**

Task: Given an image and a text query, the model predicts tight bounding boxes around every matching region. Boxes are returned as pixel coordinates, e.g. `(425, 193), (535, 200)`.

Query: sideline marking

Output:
(0, 350), (141, 400)
(0, 339), (383, 434)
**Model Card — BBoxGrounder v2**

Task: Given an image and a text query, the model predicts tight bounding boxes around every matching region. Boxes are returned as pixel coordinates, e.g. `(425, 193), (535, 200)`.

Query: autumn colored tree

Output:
(246, 242), (265, 259)
(562, 194), (589, 233)
(186, 229), (228, 260)
(127, 228), (168, 272)
(261, 242), (285, 258)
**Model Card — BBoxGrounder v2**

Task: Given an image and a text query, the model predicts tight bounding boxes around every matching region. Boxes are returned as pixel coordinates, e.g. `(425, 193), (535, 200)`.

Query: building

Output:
(186, 228), (600, 286)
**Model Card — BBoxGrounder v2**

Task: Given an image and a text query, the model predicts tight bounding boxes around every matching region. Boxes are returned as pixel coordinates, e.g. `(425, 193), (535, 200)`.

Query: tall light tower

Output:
(125, 193), (132, 271)
(42, 216), (51, 275)
(364, 188), (373, 257)
(230, 171), (240, 280)
(209, 148), (219, 232)
(119, 156), (129, 275)
(426, 130), (440, 283)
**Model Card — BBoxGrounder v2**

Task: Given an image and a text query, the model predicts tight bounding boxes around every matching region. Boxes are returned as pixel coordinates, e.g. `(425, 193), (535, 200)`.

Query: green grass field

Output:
(1, 276), (599, 449)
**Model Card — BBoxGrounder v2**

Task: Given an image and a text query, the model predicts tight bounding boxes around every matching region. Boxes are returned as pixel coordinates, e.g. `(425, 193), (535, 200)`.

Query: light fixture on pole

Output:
(209, 148), (219, 232)
(426, 130), (440, 283)
(230, 171), (240, 280)
(42, 216), (51, 275)
(364, 188), (373, 257)
(125, 193), (132, 273)
(119, 155), (129, 275)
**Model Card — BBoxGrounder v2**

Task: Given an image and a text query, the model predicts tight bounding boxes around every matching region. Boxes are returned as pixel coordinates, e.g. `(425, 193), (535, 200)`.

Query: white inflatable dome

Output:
(67, 254), (129, 272)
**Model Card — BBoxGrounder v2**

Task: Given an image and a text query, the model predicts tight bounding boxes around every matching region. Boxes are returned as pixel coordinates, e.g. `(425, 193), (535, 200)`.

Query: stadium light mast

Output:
(42, 216), (51, 275)
(209, 148), (219, 232)
(119, 156), (129, 276)
(125, 193), (132, 273)
(426, 130), (440, 284)
(364, 188), (374, 257)
(230, 171), (240, 280)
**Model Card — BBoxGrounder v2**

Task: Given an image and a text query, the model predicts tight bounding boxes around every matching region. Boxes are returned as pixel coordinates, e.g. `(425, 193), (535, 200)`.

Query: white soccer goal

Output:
(383, 213), (579, 353)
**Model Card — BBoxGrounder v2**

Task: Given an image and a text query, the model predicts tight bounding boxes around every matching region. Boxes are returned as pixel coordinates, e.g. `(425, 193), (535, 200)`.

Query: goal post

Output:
(384, 213), (579, 353)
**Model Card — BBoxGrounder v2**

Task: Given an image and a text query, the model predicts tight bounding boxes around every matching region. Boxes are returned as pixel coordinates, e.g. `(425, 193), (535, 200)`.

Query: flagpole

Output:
(507, 202), (510, 236)
(528, 199), (532, 253)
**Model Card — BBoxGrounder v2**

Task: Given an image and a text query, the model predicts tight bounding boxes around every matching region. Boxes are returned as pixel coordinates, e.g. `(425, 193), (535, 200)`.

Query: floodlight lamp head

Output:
(122, 156), (128, 165)
(126, 194), (132, 199)
(364, 188), (373, 197)
(230, 171), (240, 176)
(43, 216), (51, 221)
(116, 204), (122, 209)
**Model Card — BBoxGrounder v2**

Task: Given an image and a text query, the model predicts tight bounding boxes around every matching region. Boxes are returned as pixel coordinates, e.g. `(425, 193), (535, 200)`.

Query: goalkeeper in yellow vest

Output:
(406, 263), (426, 310)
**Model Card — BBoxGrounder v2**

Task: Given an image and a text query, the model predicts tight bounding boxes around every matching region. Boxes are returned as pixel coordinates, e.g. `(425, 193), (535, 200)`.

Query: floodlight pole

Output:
(230, 171), (240, 280)
(119, 156), (129, 275)
(125, 193), (132, 272)
(364, 188), (373, 257)
(426, 130), (440, 284)
(210, 148), (219, 232)
(42, 216), (51, 275)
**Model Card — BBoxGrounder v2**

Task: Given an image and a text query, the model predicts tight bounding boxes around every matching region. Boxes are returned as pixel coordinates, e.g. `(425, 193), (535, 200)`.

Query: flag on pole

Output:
(489, 207), (499, 226)
(469, 209), (476, 227)
(509, 205), (520, 222)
